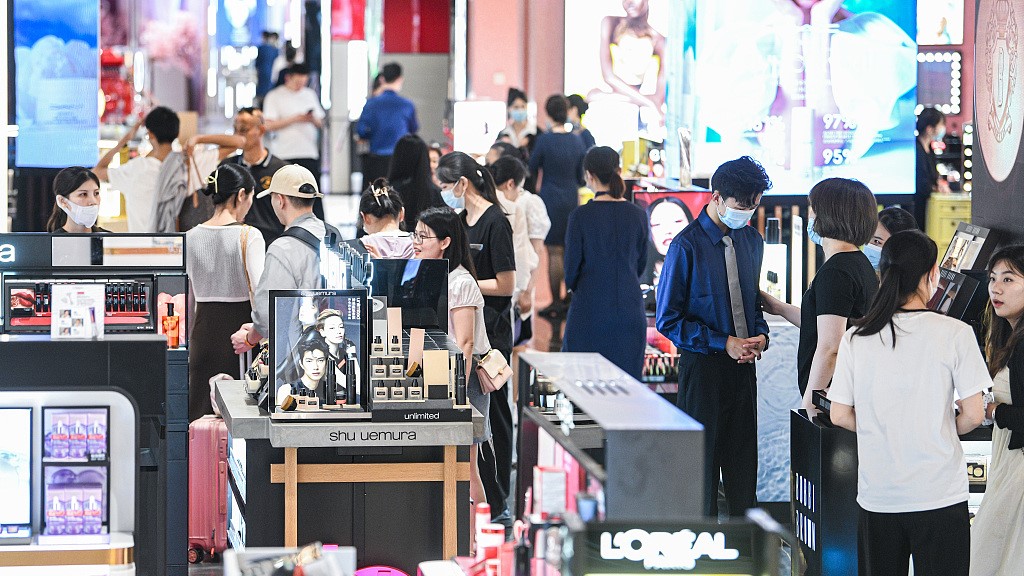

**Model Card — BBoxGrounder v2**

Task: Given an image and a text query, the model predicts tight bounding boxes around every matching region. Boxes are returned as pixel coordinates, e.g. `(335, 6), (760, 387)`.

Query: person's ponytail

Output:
(853, 230), (937, 347)
(583, 146), (625, 198)
(608, 171), (626, 199)
(46, 204), (67, 232)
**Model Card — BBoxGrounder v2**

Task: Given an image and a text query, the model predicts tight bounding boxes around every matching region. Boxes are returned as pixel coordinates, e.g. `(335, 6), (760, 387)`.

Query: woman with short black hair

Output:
(761, 177), (879, 408)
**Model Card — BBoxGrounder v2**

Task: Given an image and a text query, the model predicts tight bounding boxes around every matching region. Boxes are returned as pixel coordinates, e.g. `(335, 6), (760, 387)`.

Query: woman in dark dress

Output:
(436, 151), (517, 520)
(389, 134), (446, 232)
(562, 147), (649, 378)
(529, 95), (587, 317)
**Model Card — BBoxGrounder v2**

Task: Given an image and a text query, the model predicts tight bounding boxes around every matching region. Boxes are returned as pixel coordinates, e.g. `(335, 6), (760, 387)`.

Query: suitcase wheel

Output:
(188, 546), (205, 564)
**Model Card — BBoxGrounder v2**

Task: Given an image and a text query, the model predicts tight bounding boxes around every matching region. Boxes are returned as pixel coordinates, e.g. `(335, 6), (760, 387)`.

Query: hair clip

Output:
(207, 171), (220, 197)
(371, 184), (386, 206)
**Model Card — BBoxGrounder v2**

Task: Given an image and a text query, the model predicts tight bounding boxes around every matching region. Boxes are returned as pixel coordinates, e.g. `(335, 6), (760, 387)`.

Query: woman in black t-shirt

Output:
(436, 151), (517, 519)
(46, 167), (111, 233)
(761, 178), (879, 409)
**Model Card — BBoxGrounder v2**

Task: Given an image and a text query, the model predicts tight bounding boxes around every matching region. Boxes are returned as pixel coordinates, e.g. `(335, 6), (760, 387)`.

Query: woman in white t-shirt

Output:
(186, 164), (266, 421)
(413, 207), (490, 520)
(358, 179), (414, 258)
(829, 230), (986, 576)
(488, 157), (539, 316)
(970, 245), (1024, 576)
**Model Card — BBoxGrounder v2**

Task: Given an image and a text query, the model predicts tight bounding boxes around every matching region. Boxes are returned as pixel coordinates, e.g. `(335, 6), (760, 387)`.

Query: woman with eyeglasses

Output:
(186, 163), (265, 421)
(413, 207), (491, 531)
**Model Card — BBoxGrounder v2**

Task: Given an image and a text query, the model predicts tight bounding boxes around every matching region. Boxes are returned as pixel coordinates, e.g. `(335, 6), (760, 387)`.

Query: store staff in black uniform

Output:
(655, 156), (772, 518)
(914, 107), (949, 230)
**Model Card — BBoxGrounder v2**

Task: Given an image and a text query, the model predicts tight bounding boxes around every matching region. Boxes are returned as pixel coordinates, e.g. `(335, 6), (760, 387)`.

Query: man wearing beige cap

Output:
(232, 164), (333, 355)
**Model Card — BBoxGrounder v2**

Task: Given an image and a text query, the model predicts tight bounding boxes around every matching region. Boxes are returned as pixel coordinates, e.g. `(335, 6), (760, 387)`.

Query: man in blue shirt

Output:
(357, 62), (419, 185)
(255, 31), (279, 103)
(656, 156), (771, 518)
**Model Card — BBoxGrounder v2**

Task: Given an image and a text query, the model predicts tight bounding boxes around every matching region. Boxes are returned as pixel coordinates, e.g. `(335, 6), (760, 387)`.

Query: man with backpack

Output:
(232, 164), (338, 357)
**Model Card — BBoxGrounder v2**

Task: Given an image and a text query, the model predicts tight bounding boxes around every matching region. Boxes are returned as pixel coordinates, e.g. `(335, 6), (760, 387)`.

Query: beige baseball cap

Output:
(256, 164), (323, 199)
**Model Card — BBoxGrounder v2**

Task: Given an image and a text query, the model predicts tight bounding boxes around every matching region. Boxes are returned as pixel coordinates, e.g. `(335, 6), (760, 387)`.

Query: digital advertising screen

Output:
(917, 0), (964, 45)
(270, 289), (368, 409)
(13, 0), (100, 168)
(564, 0), (672, 146)
(691, 0), (917, 195)
(0, 408), (32, 534)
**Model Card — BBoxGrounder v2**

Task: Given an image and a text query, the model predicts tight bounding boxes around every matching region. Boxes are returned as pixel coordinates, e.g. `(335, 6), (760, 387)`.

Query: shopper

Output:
(413, 207), (491, 519)
(263, 64), (326, 179)
(186, 164), (265, 421)
(529, 95), (587, 318)
(436, 152), (516, 522)
(217, 107), (294, 244)
(915, 107), (950, 228)
(864, 206), (918, 270)
(566, 94), (596, 150)
(970, 245), (1024, 576)
(487, 142), (538, 195)
(359, 179), (414, 259)
(828, 230), (986, 576)
(761, 178), (879, 409)
(388, 134), (445, 232)
(497, 88), (540, 156)
(655, 156), (772, 518)
(231, 165), (328, 358)
(487, 156), (538, 317)
(357, 63), (419, 185)
(46, 167), (110, 234)
(428, 143), (443, 187)
(562, 147), (647, 378)
(255, 31), (280, 102)
(94, 106), (219, 233)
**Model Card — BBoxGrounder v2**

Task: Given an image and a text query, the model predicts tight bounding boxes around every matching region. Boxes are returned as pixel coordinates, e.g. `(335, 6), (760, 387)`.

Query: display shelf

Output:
(0, 532), (134, 567)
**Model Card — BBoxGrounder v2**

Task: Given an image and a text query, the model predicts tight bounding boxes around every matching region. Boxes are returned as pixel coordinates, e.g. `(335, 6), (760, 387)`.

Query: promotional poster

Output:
(633, 190), (713, 308)
(691, 0), (917, 194)
(13, 0), (100, 168)
(564, 0), (672, 146)
(0, 409), (32, 533)
(271, 290), (367, 409)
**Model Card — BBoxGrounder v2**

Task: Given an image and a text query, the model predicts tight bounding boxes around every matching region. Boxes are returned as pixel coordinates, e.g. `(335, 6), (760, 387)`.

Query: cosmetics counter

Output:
(0, 387), (137, 575)
(0, 233), (189, 576)
(212, 254), (485, 575)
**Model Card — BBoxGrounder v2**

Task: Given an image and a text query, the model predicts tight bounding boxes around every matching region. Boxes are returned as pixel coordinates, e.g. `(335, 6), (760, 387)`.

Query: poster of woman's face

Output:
(633, 191), (711, 310)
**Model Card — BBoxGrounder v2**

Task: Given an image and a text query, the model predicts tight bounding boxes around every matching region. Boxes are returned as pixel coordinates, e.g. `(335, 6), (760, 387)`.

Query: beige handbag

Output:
(476, 349), (512, 393)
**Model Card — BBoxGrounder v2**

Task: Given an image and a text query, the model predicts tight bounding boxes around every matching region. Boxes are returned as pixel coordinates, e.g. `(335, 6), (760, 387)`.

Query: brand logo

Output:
(403, 412), (440, 421)
(328, 429), (418, 442)
(0, 244), (14, 263)
(599, 529), (740, 570)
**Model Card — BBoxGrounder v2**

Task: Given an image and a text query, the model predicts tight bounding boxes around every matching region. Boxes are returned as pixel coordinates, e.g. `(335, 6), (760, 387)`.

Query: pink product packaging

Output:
(65, 488), (85, 535)
(52, 414), (70, 459)
(69, 414), (88, 459)
(87, 413), (107, 460)
(45, 488), (67, 535)
(82, 487), (104, 535)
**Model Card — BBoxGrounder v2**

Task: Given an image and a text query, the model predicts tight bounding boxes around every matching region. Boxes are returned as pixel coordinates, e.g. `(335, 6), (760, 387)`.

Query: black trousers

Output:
(858, 502), (970, 576)
(283, 157), (325, 221)
(676, 351), (758, 518)
(479, 346), (515, 518)
(363, 154), (392, 187)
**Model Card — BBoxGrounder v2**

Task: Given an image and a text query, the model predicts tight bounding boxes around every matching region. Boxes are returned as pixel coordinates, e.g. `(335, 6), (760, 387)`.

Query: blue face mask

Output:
(807, 217), (823, 246)
(441, 187), (465, 212)
(863, 243), (882, 270)
(509, 109), (528, 123)
(717, 204), (755, 230)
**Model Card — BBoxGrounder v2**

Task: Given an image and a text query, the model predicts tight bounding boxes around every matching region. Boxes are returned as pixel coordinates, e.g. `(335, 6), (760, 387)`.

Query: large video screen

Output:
(691, 0), (917, 195)
(564, 0), (672, 146)
(13, 0), (100, 168)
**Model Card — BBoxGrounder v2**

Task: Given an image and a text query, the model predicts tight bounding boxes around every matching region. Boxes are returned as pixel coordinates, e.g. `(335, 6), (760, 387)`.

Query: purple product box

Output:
(65, 488), (84, 535)
(44, 488), (67, 535)
(51, 414), (70, 459)
(83, 487), (103, 535)
(86, 413), (107, 460)
(69, 414), (88, 460)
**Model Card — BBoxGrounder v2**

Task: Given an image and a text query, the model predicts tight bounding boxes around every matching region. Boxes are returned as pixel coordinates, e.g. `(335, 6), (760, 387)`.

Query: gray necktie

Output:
(721, 235), (749, 339)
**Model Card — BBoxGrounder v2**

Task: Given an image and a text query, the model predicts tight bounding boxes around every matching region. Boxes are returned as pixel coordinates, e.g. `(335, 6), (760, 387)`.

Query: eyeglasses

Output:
(412, 231), (437, 244)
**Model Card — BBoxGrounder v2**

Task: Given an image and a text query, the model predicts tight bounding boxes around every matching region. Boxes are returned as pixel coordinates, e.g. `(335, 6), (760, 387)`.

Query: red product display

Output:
(187, 416), (229, 563)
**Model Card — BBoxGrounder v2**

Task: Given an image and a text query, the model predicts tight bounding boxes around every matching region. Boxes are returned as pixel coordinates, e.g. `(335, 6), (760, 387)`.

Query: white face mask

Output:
(59, 198), (99, 229)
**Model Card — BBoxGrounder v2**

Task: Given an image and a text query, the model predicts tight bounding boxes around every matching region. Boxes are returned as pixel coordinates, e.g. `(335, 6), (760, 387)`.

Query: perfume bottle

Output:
(161, 302), (180, 348)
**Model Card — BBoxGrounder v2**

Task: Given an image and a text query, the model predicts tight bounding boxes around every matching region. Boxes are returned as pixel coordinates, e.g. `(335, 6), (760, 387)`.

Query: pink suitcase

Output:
(187, 415), (229, 563)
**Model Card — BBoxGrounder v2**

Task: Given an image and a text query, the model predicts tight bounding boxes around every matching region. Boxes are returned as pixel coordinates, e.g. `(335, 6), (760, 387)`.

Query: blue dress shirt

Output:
(356, 90), (419, 155)
(656, 207), (769, 354)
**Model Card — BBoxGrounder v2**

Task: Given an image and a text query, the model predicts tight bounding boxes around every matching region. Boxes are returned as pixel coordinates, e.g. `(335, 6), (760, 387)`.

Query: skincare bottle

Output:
(346, 354), (357, 405)
(161, 303), (180, 348)
(325, 359), (338, 406)
(455, 354), (467, 406)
